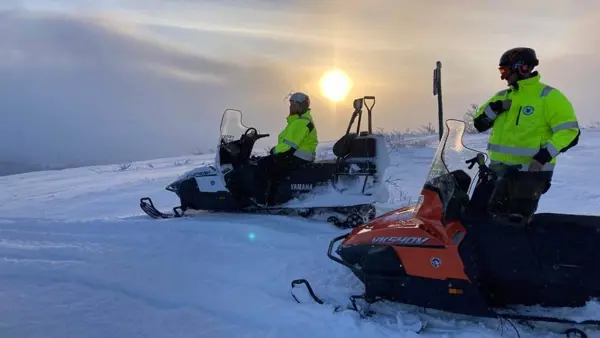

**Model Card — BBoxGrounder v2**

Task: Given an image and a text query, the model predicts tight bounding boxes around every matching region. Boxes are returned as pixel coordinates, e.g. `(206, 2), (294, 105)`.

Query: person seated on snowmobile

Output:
(470, 47), (580, 222)
(257, 92), (318, 205)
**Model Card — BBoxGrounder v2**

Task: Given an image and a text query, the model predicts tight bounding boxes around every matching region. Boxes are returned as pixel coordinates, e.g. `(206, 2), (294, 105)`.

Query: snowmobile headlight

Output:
(165, 181), (180, 192)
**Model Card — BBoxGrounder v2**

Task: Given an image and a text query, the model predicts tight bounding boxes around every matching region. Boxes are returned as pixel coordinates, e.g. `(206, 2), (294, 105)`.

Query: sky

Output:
(1, 0), (599, 169)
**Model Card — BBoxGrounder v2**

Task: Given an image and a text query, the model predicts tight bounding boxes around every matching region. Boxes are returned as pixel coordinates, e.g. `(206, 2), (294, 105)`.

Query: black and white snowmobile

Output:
(140, 96), (391, 228)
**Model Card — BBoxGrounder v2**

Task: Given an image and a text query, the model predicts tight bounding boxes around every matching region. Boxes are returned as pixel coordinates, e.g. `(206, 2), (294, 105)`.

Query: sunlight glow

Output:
(319, 70), (352, 102)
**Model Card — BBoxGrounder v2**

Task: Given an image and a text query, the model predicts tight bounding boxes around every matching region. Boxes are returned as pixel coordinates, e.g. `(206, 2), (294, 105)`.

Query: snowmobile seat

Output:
(528, 212), (600, 232)
(462, 211), (600, 307)
(333, 133), (377, 160)
(314, 158), (338, 165)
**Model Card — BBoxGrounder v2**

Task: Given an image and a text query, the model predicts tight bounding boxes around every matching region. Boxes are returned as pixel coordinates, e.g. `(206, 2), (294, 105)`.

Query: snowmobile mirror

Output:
(465, 153), (486, 169)
(476, 152), (485, 164)
(353, 98), (363, 111)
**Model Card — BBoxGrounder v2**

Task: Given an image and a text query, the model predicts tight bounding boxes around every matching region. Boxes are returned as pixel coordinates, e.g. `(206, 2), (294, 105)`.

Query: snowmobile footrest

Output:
(140, 197), (184, 219)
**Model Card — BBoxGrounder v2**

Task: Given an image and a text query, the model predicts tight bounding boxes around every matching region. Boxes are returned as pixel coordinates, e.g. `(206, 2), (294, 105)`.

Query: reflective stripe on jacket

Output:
(273, 110), (318, 161)
(474, 73), (580, 171)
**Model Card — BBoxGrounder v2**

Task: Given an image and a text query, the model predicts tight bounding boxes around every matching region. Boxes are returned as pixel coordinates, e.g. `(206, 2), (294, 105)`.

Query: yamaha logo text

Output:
(291, 184), (313, 191)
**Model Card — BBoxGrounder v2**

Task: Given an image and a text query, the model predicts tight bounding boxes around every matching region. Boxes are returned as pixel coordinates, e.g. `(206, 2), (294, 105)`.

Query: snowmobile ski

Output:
(140, 197), (185, 219)
(290, 278), (428, 333)
(290, 278), (376, 318)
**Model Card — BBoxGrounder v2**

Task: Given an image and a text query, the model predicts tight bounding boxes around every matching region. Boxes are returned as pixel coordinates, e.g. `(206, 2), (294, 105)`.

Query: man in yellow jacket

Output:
(271, 92), (318, 162)
(258, 92), (318, 205)
(472, 47), (580, 221)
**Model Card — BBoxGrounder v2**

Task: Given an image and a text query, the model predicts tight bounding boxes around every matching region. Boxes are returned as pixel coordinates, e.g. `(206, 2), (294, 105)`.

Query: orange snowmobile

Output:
(291, 119), (600, 338)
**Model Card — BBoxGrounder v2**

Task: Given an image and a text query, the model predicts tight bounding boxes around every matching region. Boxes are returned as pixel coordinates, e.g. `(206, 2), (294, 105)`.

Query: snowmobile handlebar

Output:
(243, 128), (269, 140)
(465, 153), (486, 170)
(465, 153), (523, 180)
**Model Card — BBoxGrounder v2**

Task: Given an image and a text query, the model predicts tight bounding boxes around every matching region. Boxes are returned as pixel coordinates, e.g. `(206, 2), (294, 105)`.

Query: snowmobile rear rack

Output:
(347, 96), (375, 136)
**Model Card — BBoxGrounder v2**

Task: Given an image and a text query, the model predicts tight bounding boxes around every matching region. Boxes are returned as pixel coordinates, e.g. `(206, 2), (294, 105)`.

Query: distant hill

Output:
(0, 161), (77, 177)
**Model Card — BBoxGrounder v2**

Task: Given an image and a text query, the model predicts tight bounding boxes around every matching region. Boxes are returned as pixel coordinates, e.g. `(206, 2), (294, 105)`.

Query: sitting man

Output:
(257, 92), (318, 205)
(470, 47), (580, 222)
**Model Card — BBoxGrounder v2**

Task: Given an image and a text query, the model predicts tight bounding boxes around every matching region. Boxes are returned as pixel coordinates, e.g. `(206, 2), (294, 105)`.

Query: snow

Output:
(1, 130), (600, 338)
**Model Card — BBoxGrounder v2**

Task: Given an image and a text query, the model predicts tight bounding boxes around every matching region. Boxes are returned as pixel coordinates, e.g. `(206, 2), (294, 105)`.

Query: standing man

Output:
(471, 47), (580, 221)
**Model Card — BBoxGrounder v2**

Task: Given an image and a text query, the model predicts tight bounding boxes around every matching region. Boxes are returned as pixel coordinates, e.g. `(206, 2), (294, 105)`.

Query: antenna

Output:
(433, 61), (444, 141)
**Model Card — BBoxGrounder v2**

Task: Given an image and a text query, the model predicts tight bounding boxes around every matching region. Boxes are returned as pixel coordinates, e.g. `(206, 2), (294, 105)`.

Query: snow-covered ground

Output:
(1, 130), (599, 338)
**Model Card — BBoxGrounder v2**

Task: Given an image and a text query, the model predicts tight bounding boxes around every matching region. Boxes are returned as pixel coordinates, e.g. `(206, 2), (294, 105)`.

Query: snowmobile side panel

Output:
(338, 243), (470, 281)
(178, 177), (239, 211)
(269, 162), (338, 205)
(194, 175), (226, 193)
(333, 236), (492, 317)
(394, 246), (469, 280)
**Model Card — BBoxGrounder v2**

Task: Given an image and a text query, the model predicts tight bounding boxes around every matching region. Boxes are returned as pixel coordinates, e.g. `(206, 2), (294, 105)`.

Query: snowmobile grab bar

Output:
(327, 233), (357, 270)
(363, 96), (375, 134)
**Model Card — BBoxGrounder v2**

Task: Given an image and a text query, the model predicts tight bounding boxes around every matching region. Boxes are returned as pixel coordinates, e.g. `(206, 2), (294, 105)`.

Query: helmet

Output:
(499, 47), (538, 69)
(288, 92), (310, 114)
(498, 47), (539, 84)
(289, 92), (310, 105)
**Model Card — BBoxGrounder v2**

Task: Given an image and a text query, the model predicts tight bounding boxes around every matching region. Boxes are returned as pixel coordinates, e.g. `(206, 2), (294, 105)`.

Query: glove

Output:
(530, 148), (552, 171)
(474, 99), (512, 133)
(528, 159), (544, 172)
(488, 99), (512, 115)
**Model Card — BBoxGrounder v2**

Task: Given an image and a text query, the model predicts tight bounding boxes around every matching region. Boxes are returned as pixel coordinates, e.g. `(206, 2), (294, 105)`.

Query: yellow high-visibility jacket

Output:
(273, 110), (318, 161)
(473, 73), (580, 171)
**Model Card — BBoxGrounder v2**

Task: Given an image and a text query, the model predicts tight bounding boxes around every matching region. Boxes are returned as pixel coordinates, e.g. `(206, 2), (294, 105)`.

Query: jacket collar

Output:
(287, 109), (312, 123)
(510, 71), (541, 90)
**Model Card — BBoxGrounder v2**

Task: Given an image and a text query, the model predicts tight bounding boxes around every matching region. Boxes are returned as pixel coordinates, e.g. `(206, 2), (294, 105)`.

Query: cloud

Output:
(101, 0), (600, 126)
(0, 11), (298, 171)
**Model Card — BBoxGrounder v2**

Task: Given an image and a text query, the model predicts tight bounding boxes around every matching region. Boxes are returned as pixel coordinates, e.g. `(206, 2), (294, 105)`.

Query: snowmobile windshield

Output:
(220, 109), (252, 144)
(422, 119), (484, 199)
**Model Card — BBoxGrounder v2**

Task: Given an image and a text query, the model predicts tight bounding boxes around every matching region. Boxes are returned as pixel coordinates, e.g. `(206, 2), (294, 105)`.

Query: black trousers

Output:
(255, 152), (311, 205)
(469, 171), (552, 220)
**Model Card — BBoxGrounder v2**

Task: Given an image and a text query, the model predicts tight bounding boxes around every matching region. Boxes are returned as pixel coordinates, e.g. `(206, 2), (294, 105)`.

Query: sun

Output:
(319, 70), (352, 102)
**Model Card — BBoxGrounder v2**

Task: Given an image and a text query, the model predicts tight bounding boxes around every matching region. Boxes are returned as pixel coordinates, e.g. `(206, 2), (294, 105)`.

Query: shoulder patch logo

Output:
(523, 106), (535, 116)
